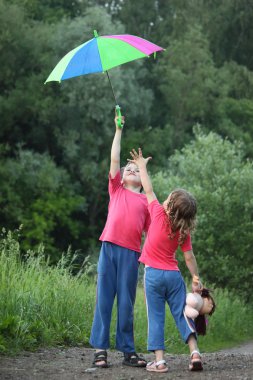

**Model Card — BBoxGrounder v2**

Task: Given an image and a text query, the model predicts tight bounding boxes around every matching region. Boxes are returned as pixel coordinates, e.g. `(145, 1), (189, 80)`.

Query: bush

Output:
(0, 149), (86, 261)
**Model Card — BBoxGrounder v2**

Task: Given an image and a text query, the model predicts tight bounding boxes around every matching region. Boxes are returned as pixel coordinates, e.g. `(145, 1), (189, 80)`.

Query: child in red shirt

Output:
(128, 148), (211, 373)
(89, 113), (150, 368)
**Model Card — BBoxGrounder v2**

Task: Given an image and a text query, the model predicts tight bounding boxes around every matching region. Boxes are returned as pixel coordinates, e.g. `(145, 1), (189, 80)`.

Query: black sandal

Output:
(92, 350), (109, 368)
(122, 352), (147, 367)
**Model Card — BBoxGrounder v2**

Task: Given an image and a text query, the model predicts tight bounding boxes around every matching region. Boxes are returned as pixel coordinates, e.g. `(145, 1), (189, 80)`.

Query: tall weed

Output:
(0, 229), (94, 353)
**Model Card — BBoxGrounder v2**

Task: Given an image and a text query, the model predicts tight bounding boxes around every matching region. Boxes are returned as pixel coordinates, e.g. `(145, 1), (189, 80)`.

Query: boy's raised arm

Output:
(110, 114), (125, 178)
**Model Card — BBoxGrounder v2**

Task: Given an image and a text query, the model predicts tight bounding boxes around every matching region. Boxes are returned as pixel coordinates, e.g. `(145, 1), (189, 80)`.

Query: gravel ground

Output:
(0, 342), (252, 380)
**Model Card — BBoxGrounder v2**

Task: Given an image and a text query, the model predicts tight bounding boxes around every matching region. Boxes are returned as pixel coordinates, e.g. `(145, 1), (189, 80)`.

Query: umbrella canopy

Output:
(45, 31), (164, 127)
(45, 30), (164, 83)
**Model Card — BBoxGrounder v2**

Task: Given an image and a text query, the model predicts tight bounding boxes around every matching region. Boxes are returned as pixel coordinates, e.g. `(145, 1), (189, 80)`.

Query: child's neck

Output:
(124, 184), (141, 193)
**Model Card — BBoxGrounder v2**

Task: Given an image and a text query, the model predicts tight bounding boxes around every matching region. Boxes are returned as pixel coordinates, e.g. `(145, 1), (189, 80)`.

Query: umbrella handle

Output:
(115, 105), (124, 128)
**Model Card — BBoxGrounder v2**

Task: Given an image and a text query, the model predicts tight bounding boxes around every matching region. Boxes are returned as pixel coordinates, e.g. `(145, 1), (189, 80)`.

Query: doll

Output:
(185, 276), (216, 335)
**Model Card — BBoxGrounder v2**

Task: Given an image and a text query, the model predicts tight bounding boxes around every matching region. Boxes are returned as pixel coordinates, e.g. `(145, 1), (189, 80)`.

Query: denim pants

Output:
(89, 242), (139, 352)
(144, 267), (196, 351)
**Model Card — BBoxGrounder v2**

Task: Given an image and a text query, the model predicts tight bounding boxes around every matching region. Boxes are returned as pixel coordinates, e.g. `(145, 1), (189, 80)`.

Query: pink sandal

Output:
(189, 350), (203, 371)
(146, 359), (168, 373)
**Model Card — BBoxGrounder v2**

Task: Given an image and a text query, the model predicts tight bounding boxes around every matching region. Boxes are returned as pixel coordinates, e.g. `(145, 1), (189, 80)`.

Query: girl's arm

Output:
(183, 250), (202, 292)
(128, 148), (156, 203)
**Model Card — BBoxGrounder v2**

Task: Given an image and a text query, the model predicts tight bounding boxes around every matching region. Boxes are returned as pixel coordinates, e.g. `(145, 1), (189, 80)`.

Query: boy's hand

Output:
(128, 148), (152, 168)
(114, 113), (125, 130)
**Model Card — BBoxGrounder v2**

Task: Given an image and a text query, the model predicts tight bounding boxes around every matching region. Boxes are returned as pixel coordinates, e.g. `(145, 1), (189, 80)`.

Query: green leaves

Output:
(0, 149), (86, 260)
(1, 0), (253, 275)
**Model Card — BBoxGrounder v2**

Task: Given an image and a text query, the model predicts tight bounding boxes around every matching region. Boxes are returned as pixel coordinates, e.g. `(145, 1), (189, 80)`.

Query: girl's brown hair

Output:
(166, 189), (197, 244)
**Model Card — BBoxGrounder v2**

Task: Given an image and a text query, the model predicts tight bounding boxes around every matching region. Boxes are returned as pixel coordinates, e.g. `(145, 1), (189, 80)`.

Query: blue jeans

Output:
(89, 242), (139, 352)
(144, 267), (196, 351)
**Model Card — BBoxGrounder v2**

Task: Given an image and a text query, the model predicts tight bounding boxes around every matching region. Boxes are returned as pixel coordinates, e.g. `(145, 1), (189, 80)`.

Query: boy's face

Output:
(122, 163), (141, 187)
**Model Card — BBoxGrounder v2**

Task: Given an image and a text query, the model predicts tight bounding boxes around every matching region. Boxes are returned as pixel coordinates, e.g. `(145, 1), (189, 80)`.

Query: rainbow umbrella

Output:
(45, 30), (164, 126)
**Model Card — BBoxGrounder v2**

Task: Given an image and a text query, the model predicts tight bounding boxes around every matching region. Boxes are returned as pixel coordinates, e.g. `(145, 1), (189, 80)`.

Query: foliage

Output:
(0, 149), (86, 260)
(203, 0), (253, 70)
(154, 24), (219, 148)
(8, 0), (91, 21)
(153, 128), (253, 302)
(0, 228), (95, 353)
(0, 0), (253, 273)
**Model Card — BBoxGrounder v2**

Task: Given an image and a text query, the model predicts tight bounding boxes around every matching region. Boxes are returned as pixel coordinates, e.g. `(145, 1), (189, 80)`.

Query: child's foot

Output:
(189, 350), (203, 371)
(146, 360), (168, 373)
(122, 352), (147, 367)
(92, 350), (109, 368)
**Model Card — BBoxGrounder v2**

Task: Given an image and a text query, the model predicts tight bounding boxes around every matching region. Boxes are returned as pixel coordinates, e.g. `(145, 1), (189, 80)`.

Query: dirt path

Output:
(0, 342), (252, 380)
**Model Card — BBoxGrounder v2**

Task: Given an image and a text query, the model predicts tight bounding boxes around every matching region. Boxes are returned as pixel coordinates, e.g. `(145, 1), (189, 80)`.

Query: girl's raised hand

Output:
(127, 148), (152, 167)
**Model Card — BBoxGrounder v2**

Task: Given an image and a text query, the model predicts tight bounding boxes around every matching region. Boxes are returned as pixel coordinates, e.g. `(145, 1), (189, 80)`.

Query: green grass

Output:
(0, 229), (253, 354)
(0, 229), (95, 353)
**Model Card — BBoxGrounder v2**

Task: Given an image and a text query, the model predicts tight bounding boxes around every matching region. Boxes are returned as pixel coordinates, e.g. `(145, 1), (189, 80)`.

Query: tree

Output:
(0, 148), (86, 261)
(204, 0), (253, 71)
(154, 24), (219, 149)
(8, 0), (92, 21)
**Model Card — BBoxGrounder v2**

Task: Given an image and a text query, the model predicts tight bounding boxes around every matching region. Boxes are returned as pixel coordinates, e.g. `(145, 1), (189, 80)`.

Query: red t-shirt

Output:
(139, 199), (192, 270)
(99, 171), (150, 253)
